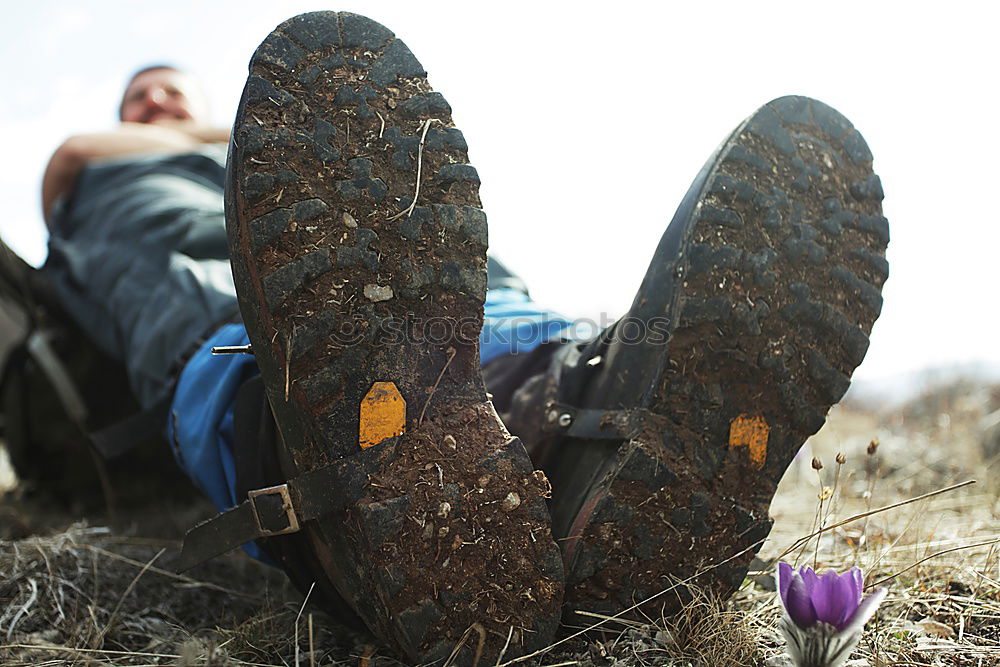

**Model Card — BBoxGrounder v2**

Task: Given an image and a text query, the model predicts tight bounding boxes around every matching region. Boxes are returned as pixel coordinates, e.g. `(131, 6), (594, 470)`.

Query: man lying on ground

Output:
(35, 11), (888, 664)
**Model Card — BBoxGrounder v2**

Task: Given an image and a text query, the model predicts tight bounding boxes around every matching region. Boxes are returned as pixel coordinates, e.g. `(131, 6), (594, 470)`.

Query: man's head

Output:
(119, 65), (210, 125)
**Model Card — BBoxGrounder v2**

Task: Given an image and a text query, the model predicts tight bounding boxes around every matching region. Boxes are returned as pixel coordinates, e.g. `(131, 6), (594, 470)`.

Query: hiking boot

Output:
(225, 12), (563, 663)
(507, 96), (889, 619)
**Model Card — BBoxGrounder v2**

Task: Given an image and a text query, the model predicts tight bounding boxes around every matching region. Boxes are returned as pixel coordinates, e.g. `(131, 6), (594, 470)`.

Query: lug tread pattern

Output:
(563, 96), (888, 617)
(226, 12), (562, 663)
(232, 13), (490, 422)
(664, 95), (887, 444)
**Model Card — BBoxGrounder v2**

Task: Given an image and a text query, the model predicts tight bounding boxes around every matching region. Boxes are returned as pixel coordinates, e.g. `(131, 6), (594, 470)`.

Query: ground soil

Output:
(4, 377), (1000, 666)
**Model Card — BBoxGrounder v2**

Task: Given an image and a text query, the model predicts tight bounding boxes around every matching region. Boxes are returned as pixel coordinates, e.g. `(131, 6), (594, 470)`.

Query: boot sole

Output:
(225, 12), (563, 662)
(557, 96), (888, 616)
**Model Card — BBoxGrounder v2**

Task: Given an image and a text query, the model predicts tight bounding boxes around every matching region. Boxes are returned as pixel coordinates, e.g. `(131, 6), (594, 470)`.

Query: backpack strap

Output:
(24, 329), (88, 425)
(88, 327), (230, 459)
(89, 396), (172, 459)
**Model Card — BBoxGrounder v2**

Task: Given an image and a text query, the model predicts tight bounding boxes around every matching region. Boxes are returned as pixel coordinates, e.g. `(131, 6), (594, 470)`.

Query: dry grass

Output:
(3, 379), (1000, 666)
(751, 378), (1000, 666)
(0, 524), (368, 666)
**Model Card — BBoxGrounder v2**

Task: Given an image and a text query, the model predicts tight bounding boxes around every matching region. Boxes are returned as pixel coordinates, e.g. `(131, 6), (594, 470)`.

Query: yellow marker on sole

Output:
(728, 414), (769, 469)
(359, 381), (406, 448)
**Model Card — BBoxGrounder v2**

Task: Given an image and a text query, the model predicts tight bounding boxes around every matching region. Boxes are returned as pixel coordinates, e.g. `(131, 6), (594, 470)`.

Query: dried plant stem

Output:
(388, 118), (440, 222)
(494, 626), (514, 667)
(865, 486), (946, 577)
(309, 613), (315, 667)
(827, 459), (844, 539)
(803, 465), (826, 569)
(5, 578), (37, 641)
(443, 622), (485, 667)
(814, 493), (825, 569)
(972, 541), (999, 601)
(862, 445), (881, 557)
(0, 644), (279, 667)
(97, 548), (164, 644)
(83, 545), (261, 600)
(777, 479), (976, 563)
(419, 346), (456, 426)
(294, 582), (316, 667)
(500, 536), (769, 665)
(574, 609), (646, 628)
(869, 538), (1000, 589)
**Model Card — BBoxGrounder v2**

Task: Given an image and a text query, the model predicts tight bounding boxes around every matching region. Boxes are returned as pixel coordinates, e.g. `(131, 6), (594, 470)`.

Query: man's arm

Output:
(40, 122), (230, 225)
(148, 119), (231, 144)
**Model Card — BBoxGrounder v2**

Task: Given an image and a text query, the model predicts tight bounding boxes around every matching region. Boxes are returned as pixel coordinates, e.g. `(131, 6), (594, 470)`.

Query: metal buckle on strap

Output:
(248, 484), (300, 537)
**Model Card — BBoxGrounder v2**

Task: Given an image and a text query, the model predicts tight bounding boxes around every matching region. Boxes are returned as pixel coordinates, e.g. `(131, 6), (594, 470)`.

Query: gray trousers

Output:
(42, 146), (239, 408)
(41, 146), (542, 410)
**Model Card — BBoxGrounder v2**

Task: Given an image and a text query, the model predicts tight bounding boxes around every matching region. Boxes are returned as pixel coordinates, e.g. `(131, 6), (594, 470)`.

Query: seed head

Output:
(867, 437), (880, 456)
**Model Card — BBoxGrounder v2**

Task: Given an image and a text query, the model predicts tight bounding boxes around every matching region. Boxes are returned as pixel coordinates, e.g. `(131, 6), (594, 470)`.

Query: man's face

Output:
(119, 68), (209, 125)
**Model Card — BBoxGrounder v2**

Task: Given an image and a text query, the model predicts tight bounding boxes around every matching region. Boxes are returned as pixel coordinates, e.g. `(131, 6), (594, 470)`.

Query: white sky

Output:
(3, 0), (999, 384)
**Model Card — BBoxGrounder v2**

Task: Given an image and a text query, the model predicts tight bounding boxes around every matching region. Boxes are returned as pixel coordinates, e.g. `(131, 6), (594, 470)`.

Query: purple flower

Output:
(776, 563), (886, 667)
